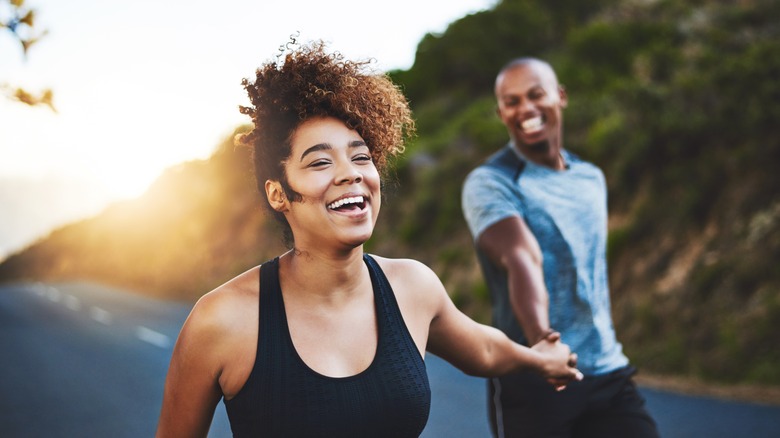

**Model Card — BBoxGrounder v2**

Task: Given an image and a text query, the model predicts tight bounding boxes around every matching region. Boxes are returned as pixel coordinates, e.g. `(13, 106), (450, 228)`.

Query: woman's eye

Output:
(309, 159), (330, 167)
(353, 154), (372, 163)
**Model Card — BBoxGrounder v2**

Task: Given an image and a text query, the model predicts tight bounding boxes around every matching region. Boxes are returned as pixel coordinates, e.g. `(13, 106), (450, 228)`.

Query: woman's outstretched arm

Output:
(404, 260), (581, 385)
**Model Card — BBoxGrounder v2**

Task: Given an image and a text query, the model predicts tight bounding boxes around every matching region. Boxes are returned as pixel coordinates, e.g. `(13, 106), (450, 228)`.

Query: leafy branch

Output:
(1, 0), (55, 111)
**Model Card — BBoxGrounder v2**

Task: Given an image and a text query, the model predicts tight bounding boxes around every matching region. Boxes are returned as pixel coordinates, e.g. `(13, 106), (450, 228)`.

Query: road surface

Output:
(1, 282), (778, 437)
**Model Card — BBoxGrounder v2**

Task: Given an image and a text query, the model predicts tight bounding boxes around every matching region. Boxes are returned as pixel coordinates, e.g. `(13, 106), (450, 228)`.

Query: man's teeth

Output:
(521, 117), (543, 131)
(328, 196), (364, 210)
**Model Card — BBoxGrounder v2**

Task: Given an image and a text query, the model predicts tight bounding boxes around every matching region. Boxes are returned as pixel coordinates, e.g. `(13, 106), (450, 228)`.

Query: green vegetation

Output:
(2, 0), (779, 386)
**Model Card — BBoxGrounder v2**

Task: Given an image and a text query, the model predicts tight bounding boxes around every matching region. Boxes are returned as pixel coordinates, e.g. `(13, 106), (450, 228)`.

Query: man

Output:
(461, 58), (658, 437)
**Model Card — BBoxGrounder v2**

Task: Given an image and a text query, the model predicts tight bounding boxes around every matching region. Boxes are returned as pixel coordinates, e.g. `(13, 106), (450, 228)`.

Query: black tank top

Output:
(224, 254), (431, 437)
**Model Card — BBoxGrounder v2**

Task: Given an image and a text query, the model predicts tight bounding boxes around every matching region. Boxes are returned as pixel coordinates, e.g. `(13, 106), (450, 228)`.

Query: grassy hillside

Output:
(383, 0), (780, 385)
(2, 0), (778, 385)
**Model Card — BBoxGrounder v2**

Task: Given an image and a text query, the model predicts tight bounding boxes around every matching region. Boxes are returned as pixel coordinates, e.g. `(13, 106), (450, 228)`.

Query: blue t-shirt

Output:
(462, 145), (628, 376)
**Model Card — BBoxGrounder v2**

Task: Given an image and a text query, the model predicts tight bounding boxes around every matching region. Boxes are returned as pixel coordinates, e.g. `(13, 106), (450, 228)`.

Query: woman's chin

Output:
(342, 231), (373, 248)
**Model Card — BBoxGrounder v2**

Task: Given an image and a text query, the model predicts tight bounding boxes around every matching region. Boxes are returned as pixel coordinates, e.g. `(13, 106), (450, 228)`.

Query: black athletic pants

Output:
(488, 366), (659, 438)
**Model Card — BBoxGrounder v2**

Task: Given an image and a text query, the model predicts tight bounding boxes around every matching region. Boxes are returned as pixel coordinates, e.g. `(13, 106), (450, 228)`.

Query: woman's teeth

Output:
(328, 196), (364, 210)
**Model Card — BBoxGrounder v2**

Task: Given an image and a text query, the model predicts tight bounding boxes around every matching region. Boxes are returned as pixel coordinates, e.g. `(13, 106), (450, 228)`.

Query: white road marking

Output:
(32, 284), (47, 297)
(46, 287), (61, 302)
(136, 326), (171, 348)
(89, 306), (113, 325)
(26, 283), (173, 349)
(64, 295), (81, 311)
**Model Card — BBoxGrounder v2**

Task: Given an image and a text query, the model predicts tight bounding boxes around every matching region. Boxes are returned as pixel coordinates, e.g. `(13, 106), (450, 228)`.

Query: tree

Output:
(1, 0), (54, 111)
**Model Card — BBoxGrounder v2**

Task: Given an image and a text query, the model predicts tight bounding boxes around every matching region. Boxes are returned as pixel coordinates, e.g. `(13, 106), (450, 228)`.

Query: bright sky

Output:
(0, 0), (496, 258)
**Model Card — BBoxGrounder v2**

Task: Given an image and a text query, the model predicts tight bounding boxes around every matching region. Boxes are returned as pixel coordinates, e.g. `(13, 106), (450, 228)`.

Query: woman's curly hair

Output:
(236, 38), (415, 243)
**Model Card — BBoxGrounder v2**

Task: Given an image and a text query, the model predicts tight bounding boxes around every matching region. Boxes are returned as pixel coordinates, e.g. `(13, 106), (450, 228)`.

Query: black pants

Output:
(488, 366), (658, 438)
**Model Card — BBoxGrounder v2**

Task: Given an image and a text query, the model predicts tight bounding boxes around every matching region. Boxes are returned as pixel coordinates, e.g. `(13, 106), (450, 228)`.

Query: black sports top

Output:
(224, 254), (431, 437)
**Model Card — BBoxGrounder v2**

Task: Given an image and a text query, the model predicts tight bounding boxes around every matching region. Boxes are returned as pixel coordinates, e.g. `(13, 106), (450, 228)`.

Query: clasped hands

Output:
(532, 330), (583, 391)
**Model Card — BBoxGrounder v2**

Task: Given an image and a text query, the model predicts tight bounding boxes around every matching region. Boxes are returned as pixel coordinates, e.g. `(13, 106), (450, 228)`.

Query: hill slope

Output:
(2, 0), (778, 385)
(0, 132), (286, 301)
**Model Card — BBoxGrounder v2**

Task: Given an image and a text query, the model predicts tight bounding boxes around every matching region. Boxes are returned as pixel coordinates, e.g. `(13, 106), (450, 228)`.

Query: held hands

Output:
(531, 331), (583, 391)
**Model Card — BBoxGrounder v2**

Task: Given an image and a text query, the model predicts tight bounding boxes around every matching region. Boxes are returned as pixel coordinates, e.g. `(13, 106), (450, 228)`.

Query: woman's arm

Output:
(418, 263), (581, 384)
(156, 292), (231, 438)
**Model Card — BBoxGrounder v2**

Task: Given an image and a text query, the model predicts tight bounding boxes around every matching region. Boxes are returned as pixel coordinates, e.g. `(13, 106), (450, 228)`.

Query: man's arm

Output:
(476, 215), (552, 346)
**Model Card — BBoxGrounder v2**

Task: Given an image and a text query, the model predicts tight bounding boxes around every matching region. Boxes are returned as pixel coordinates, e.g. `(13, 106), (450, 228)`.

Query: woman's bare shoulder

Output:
(186, 265), (261, 336)
(164, 265), (263, 405)
(369, 255), (446, 302)
(370, 255), (432, 276)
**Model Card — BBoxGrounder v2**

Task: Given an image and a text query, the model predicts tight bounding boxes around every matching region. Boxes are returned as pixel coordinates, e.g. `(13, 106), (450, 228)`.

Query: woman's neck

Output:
(278, 245), (369, 305)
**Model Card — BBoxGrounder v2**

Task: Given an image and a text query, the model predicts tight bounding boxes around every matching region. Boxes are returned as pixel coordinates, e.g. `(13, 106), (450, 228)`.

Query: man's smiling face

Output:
(495, 60), (568, 166)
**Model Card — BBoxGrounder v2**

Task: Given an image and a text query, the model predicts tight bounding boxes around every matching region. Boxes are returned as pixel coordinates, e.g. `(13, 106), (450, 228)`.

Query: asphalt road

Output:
(1, 282), (778, 437)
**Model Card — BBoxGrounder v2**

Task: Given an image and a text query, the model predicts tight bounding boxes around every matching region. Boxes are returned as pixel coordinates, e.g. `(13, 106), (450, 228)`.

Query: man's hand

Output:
(531, 331), (582, 391)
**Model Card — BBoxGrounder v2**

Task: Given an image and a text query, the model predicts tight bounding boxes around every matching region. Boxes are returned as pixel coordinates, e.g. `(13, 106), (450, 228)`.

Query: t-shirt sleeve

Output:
(461, 168), (523, 241)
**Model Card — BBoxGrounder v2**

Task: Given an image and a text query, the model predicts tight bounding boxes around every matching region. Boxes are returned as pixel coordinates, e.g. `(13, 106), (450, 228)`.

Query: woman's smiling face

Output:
(269, 116), (381, 251)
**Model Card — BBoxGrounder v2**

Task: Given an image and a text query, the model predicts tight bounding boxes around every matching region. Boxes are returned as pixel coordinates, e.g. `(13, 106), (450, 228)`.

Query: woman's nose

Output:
(336, 164), (362, 184)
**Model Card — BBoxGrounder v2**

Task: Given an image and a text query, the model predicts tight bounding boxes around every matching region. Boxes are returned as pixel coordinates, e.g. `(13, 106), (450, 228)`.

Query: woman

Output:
(156, 40), (581, 438)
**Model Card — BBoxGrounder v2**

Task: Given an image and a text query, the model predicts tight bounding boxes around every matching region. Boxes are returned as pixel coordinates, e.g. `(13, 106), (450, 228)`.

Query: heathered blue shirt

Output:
(462, 144), (628, 376)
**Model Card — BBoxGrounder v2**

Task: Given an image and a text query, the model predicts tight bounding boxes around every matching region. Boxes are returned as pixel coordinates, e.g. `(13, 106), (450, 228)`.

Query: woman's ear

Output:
(265, 180), (288, 212)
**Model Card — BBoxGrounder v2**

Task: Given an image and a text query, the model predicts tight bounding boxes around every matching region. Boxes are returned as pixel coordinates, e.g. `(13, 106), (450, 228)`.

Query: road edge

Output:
(635, 373), (780, 407)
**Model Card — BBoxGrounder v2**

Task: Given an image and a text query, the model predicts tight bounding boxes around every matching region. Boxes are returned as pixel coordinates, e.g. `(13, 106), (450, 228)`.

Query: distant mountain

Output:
(0, 175), (115, 259)
(0, 132), (286, 301)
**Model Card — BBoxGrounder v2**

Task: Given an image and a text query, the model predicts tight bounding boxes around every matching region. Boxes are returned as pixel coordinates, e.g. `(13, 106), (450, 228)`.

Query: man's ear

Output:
(265, 180), (288, 212)
(558, 85), (568, 109)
